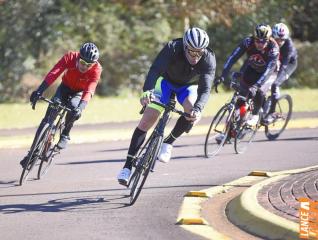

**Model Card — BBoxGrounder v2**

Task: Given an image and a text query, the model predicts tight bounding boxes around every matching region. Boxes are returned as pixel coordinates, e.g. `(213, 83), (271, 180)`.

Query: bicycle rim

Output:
(204, 105), (231, 158)
(37, 149), (54, 179)
(265, 95), (292, 140)
(19, 124), (49, 185)
(37, 126), (59, 179)
(234, 122), (258, 154)
(129, 136), (161, 205)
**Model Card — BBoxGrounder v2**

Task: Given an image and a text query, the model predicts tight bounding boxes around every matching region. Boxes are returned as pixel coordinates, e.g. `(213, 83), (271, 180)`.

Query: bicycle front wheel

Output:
(234, 119), (259, 154)
(265, 94), (292, 140)
(19, 123), (50, 185)
(129, 135), (162, 206)
(204, 105), (232, 158)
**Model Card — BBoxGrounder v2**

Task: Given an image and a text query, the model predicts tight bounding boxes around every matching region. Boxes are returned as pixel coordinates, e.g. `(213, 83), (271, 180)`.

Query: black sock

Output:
(164, 116), (191, 145)
(123, 127), (147, 170)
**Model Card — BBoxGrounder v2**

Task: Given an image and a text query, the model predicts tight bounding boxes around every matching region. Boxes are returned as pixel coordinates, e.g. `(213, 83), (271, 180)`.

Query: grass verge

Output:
(0, 88), (317, 129)
(1, 118), (317, 149)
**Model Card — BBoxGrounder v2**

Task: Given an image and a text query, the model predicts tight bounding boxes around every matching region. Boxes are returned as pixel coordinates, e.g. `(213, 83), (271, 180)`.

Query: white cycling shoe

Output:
(246, 114), (259, 126)
(117, 168), (131, 186)
(215, 134), (225, 144)
(158, 143), (173, 163)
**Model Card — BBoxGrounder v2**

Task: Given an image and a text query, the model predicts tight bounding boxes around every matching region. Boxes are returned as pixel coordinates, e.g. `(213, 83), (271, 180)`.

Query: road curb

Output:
(176, 176), (265, 240)
(227, 174), (299, 239)
(177, 165), (318, 239)
(226, 164), (318, 240)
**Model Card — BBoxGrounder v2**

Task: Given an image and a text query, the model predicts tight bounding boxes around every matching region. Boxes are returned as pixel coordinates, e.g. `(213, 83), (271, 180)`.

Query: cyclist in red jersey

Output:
(22, 42), (102, 164)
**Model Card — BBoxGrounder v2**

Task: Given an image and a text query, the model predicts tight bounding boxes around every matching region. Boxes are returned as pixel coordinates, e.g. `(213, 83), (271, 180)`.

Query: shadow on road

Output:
(0, 194), (130, 214)
(0, 181), (254, 214)
(254, 136), (318, 143)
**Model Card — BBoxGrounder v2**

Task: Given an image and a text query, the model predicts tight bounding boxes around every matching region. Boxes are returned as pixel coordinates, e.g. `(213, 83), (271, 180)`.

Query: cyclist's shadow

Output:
(0, 193), (131, 214)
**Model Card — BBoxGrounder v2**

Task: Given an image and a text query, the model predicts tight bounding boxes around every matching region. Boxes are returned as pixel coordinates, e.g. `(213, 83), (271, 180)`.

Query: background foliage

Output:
(0, 0), (317, 102)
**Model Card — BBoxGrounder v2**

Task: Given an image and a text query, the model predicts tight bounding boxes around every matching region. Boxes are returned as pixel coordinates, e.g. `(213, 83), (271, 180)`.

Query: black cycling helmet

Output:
(80, 42), (99, 63)
(254, 24), (272, 40)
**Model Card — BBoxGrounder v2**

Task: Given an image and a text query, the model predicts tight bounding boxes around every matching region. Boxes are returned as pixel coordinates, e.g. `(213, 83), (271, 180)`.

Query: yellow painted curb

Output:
(177, 218), (208, 225)
(227, 174), (299, 239)
(248, 171), (269, 177)
(185, 191), (208, 197)
(176, 175), (266, 240)
(226, 165), (318, 239)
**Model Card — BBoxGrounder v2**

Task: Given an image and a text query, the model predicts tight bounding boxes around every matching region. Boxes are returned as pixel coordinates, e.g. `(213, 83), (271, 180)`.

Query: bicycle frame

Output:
(19, 97), (72, 185)
(128, 92), (188, 205)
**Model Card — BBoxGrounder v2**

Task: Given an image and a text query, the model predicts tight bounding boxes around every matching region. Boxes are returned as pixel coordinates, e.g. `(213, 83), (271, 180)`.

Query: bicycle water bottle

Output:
(240, 103), (247, 118)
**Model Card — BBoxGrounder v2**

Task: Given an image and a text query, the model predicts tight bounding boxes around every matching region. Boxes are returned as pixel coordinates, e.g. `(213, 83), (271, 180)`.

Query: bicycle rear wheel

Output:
(129, 135), (162, 206)
(234, 118), (259, 154)
(19, 123), (50, 185)
(265, 94), (292, 140)
(204, 105), (232, 158)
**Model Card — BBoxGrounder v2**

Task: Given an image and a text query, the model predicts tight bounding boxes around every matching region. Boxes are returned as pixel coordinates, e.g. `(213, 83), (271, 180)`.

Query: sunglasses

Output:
(275, 38), (285, 43)
(186, 47), (204, 58)
(79, 58), (94, 67)
(255, 38), (268, 45)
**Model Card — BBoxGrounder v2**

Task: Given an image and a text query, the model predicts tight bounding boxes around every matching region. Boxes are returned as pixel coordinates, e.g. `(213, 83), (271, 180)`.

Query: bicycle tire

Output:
(265, 94), (292, 140)
(129, 135), (162, 205)
(204, 105), (232, 158)
(38, 143), (55, 180)
(19, 123), (50, 185)
(234, 115), (260, 154)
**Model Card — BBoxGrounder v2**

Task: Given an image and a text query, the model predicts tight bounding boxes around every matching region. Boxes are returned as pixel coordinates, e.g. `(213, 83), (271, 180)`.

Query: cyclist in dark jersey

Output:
(117, 27), (216, 185)
(20, 43), (102, 167)
(266, 23), (298, 122)
(216, 23), (280, 126)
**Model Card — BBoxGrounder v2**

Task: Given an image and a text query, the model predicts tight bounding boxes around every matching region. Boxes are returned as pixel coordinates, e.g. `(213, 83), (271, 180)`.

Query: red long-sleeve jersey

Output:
(44, 51), (102, 102)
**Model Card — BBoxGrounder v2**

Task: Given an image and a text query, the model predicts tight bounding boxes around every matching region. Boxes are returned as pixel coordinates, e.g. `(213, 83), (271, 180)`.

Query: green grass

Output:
(0, 88), (317, 129)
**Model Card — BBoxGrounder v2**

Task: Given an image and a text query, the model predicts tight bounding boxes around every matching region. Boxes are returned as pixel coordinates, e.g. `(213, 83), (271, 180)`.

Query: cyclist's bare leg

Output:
(182, 96), (195, 114)
(121, 107), (161, 171)
(137, 107), (161, 131)
(163, 96), (195, 146)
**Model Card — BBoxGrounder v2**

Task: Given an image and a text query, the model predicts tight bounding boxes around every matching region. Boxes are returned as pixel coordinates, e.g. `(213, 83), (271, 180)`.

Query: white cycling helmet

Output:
(272, 23), (290, 40)
(183, 27), (209, 50)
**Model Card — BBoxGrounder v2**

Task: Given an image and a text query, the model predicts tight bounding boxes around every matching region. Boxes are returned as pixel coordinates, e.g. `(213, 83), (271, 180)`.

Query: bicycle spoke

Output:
(129, 136), (162, 205)
(265, 95), (292, 140)
(204, 105), (232, 158)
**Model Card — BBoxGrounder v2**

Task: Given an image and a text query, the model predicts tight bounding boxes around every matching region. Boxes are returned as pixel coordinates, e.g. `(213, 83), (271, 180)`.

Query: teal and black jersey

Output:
(143, 38), (216, 112)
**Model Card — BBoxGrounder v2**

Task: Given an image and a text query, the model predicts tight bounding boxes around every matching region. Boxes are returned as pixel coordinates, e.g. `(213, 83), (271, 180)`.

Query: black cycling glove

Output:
(72, 100), (87, 120)
(30, 81), (49, 109)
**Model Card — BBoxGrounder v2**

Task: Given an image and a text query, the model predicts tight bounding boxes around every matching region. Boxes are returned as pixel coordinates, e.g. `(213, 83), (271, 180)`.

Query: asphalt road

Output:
(0, 128), (317, 240)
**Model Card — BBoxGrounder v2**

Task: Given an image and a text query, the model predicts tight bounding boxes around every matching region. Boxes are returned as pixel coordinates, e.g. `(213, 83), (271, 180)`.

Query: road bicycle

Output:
(127, 92), (189, 205)
(204, 79), (259, 157)
(19, 96), (72, 185)
(204, 75), (292, 158)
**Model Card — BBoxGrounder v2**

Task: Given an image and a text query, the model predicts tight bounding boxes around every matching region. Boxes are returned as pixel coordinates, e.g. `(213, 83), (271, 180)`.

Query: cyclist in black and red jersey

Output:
(117, 27), (216, 185)
(20, 42), (102, 167)
(266, 23), (298, 122)
(216, 23), (280, 126)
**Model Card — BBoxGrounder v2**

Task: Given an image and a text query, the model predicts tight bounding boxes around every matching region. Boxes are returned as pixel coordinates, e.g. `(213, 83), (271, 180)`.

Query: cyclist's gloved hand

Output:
(140, 90), (154, 106)
(214, 76), (224, 86)
(72, 107), (82, 120)
(30, 81), (49, 109)
(30, 90), (42, 108)
(186, 108), (201, 125)
(249, 84), (260, 97)
(72, 100), (87, 120)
